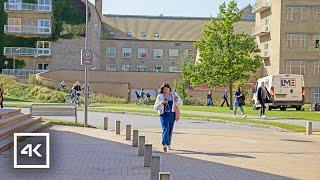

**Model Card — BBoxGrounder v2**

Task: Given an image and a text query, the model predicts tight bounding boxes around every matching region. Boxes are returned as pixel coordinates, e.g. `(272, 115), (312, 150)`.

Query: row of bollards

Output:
(103, 117), (170, 180)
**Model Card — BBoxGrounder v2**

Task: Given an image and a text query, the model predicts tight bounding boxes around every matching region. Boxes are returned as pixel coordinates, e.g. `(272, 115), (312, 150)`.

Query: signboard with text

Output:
(81, 50), (93, 66)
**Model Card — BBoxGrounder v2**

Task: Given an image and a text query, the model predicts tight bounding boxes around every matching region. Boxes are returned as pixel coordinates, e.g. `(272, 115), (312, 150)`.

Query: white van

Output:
(252, 74), (305, 111)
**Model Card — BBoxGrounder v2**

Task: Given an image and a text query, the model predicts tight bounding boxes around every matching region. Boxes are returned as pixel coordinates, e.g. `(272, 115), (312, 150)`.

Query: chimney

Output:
(95, 0), (102, 17)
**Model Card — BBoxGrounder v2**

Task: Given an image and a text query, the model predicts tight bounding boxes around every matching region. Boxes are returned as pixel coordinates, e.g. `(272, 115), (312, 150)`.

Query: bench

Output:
(30, 103), (78, 123)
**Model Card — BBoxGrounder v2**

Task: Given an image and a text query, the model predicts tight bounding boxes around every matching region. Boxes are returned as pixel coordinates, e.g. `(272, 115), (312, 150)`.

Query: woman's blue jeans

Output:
(160, 112), (175, 146)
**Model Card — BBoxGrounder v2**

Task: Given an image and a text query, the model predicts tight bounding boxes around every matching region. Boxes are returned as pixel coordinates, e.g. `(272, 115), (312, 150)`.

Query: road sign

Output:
(81, 49), (93, 65)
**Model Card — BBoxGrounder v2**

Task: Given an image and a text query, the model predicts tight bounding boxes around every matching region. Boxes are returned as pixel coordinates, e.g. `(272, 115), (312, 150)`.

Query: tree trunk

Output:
(229, 83), (233, 110)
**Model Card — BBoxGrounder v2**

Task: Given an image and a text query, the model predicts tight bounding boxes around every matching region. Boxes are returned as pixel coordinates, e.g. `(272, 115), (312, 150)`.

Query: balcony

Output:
(252, 0), (271, 13)
(4, 25), (51, 36)
(252, 25), (270, 36)
(4, 47), (51, 57)
(2, 69), (48, 78)
(4, 2), (52, 13)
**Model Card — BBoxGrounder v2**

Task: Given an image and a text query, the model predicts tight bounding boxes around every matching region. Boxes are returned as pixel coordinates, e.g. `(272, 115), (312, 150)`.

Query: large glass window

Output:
(122, 64), (131, 72)
(287, 7), (307, 21)
(37, 19), (51, 34)
(153, 49), (163, 60)
(286, 60), (305, 75)
(38, 0), (51, 11)
(184, 49), (194, 61)
(317, 8), (320, 21)
(286, 34), (306, 49)
(37, 63), (49, 70)
(106, 47), (116, 58)
(137, 64), (147, 72)
(138, 48), (148, 59)
(169, 66), (180, 72)
(169, 49), (179, 60)
(7, 18), (21, 32)
(37, 41), (50, 55)
(314, 88), (320, 103)
(8, 0), (22, 10)
(107, 64), (117, 71)
(153, 65), (163, 72)
(126, 32), (132, 37)
(122, 48), (132, 59)
(315, 61), (320, 75)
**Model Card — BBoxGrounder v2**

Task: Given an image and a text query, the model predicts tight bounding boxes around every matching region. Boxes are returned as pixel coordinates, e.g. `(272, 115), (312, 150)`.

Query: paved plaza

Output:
(0, 111), (320, 179)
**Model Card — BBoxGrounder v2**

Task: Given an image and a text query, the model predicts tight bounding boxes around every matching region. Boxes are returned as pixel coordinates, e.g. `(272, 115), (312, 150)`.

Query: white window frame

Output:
(122, 48), (132, 59)
(286, 34), (293, 48)
(36, 41), (50, 55)
(317, 8), (320, 21)
(314, 88), (320, 103)
(286, 60), (305, 75)
(287, 34), (306, 49)
(107, 64), (117, 71)
(301, 7), (307, 21)
(169, 66), (180, 73)
(137, 64), (147, 72)
(153, 49), (163, 60)
(37, 63), (49, 70)
(169, 49), (179, 60)
(106, 47), (116, 58)
(122, 64), (131, 72)
(153, 65), (163, 72)
(287, 7), (293, 21)
(37, 0), (51, 12)
(138, 48), (148, 59)
(8, 0), (22, 10)
(37, 19), (51, 34)
(7, 18), (21, 32)
(315, 61), (320, 75)
(184, 49), (194, 61)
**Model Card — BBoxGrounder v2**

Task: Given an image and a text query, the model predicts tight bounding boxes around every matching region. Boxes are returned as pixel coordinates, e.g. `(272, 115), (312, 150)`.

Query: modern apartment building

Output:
(253, 0), (320, 103)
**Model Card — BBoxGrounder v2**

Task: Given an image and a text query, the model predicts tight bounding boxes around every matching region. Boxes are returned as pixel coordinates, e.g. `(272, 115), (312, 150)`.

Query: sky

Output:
(89, 0), (255, 17)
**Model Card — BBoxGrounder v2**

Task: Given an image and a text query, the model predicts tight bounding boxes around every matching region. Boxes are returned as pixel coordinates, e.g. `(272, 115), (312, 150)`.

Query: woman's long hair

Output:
(159, 82), (172, 94)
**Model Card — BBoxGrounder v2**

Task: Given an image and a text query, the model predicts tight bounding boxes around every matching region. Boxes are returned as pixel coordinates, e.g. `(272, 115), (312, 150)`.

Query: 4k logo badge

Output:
(14, 133), (50, 168)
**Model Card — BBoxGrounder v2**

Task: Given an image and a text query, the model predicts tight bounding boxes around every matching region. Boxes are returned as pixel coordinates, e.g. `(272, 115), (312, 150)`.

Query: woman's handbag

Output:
(174, 106), (181, 121)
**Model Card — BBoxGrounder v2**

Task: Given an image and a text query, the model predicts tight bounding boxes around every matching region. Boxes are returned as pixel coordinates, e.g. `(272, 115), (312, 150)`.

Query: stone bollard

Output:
(103, 117), (108, 130)
(126, 124), (132, 140)
(115, 121), (120, 134)
(150, 156), (160, 180)
(307, 122), (312, 135)
(144, 144), (152, 167)
(159, 172), (170, 180)
(132, 130), (139, 147)
(138, 136), (145, 156)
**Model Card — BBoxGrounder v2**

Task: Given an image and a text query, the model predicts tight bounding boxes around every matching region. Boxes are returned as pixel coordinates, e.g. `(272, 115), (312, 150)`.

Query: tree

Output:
(184, 0), (262, 110)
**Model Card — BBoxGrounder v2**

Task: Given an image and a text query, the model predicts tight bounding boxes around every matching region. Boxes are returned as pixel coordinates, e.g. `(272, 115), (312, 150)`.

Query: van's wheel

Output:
(296, 106), (302, 111)
(280, 107), (286, 111)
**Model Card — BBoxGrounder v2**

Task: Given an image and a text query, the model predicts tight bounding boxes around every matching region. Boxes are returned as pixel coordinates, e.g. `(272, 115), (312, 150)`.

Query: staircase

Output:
(0, 108), (50, 154)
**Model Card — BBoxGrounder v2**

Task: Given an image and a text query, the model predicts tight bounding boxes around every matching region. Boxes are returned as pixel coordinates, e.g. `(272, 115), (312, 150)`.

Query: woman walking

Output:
(0, 83), (4, 108)
(257, 82), (270, 119)
(154, 83), (183, 152)
(233, 87), (247, 118)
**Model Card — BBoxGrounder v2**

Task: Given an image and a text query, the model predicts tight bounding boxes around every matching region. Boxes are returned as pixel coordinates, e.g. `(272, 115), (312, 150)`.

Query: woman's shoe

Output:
(168, 145), (172, 150)
(163, 145), (168, 152)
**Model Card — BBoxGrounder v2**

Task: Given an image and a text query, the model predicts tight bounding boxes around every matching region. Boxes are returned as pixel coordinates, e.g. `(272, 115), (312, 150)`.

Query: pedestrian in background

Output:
(257, 82), (270, 119)
(154, 83), (183, 152)
(0, 83), (4, 108)
(233, 87), (247, 118)
(207, 91), (213, 106)
(221, 89), (229, 107)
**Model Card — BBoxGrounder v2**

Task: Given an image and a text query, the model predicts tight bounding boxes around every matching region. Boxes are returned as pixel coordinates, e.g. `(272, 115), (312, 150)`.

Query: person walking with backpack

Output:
(206, 91), (213, 106)
(154, 83), (183, 152)
(257, 82), (270, 119)
(233, 87), (247, 118)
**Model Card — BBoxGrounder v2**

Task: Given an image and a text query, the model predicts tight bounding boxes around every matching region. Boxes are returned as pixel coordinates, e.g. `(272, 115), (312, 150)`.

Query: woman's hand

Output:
(160, 100), (167, 105)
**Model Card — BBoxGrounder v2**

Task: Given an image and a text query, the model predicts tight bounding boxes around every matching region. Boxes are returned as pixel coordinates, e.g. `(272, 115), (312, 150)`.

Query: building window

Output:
(8, 0), (22, 10)
(286, 60), (305, 75)
(286, 34), (306, 49)
(122, 65), (131, 72)
(169, 49), (179, 59)
(175, 42), (181, 47)
(314, 88), (320, 103)
(37, 63), (49, 70)
(107, 64), (117, 71)
(153, 65), (163, 72)
(315, 61), (320, 75)
(154, 33), (160, 38)
(184, 49), (194, 61)
(137, 64), (147, 72)
(317, 8), (320, 21)
(36, 41), (50, 55)
(7, 18), (21, 32)
(138, 48), (148, 59)
(169, 66), (180, 73)
(108, 31), (115, 36)
(153, 49), (163, 60)
(37, 19), (51, 34)
(316, 39), (320, 48)
(122, 48), (132, 59)
(140, 32), (147, 38)
(287, 7), (307, 21)
(38, 0), (51, 11)
(106, 47), (116, 58)
(126, 32), (132, 37)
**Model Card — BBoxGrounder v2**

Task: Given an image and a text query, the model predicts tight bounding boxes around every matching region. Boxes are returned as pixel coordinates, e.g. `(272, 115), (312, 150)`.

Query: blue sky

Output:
(89, 0), (255, 17)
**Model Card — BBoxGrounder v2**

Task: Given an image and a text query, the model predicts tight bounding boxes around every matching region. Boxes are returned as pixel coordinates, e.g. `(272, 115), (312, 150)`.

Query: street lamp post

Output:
(84, 0), (89, 127)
